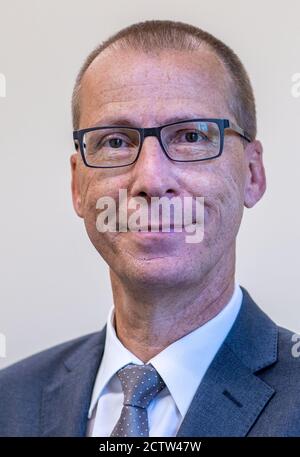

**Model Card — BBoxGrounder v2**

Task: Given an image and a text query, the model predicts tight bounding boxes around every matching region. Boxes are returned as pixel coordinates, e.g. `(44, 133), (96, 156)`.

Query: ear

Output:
(244, 139), (267, 208)
(70, 152), (84, 218)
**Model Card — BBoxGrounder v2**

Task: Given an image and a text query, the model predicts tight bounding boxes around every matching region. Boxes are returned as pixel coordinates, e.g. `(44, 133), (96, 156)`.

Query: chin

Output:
(117, 254), (195, 288)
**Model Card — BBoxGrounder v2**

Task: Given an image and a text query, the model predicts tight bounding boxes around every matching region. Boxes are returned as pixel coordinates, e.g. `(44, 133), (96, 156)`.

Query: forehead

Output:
(79, 47), (231, 128)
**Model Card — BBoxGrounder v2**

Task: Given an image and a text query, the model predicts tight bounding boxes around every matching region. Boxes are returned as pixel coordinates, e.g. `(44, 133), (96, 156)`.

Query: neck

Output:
(109, 247), (236, 363)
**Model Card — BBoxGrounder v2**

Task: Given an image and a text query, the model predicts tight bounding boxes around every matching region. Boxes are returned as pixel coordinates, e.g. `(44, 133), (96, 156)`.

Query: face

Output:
(70, 47), (266, 289)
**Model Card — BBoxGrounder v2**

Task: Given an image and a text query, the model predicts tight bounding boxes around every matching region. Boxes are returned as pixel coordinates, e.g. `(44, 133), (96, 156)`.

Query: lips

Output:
(136, 222), (196, 231)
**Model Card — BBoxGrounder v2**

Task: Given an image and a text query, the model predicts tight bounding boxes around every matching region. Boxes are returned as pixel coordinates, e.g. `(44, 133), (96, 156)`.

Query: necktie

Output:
(110, 363), (166, 437)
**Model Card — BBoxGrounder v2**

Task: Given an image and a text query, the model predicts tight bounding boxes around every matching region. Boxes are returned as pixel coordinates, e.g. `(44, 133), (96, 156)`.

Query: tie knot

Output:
(117, 363), (165, 408)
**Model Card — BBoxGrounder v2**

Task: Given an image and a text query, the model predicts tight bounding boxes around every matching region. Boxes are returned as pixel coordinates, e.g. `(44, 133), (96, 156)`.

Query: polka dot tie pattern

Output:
(110, 363), (166, 437)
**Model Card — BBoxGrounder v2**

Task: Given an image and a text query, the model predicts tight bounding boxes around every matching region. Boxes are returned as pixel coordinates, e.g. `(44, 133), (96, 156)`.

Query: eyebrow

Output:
(93, 114), (208, 128)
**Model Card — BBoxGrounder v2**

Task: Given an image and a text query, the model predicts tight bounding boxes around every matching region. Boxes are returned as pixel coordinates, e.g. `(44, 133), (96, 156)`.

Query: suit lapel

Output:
(40, 328), (106, 437)
(176, 287), (277, 436)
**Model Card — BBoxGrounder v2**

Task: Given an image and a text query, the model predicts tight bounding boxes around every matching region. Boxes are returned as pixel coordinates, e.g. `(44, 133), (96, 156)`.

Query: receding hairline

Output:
(74, 44), (233, 127)
(93, 45), (230, 96)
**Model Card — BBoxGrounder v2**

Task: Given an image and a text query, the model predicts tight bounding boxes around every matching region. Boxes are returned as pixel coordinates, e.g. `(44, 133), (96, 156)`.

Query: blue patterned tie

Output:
(110, 363), (166, 437)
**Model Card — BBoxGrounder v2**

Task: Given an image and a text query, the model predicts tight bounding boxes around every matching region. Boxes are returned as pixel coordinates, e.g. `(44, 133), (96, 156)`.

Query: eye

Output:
(95, 134), (132, 150)
(104, 137), (125, 148)
(176, 130), (209, 143)
(183, 131), (208, 142)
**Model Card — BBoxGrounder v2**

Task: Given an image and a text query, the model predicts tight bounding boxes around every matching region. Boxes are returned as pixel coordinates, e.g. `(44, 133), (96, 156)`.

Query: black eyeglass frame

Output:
(73, 118), (252, 169)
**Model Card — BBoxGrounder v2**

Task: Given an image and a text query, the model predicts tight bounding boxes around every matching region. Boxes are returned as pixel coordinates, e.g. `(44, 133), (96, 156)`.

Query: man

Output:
(1, 19), (300, 437)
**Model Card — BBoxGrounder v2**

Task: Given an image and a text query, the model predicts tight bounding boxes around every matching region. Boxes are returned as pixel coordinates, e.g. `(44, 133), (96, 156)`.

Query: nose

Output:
(129, 135), (179, 200)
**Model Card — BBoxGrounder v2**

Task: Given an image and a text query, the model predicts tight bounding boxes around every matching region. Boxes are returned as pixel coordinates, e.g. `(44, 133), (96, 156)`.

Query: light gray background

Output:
(0, 0), (300, 368)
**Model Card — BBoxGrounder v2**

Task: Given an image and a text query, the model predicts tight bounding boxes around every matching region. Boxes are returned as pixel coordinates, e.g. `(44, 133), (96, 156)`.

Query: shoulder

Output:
(0, 329), (106, 436)
(0, 330), (104, 390)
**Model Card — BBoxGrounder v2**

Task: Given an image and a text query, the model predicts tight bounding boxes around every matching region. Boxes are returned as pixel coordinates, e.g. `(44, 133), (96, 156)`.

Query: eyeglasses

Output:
(73, 118), (251, 169)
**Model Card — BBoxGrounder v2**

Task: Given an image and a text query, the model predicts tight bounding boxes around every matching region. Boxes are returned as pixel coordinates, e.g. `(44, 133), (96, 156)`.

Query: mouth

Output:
(138, 223), (184, 231)
(123, 220), (200, 235)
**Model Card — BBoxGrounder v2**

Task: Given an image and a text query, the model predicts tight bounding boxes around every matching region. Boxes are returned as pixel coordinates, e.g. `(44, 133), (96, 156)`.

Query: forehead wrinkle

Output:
(90, 82), (223, 104)
(81, 97), (230, 129)
(85, 69), (226, 101)
(81, 87), (229, 120)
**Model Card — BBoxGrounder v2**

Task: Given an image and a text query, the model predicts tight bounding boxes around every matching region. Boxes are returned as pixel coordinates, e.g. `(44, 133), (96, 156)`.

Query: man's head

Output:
(70, 20), (266, 290)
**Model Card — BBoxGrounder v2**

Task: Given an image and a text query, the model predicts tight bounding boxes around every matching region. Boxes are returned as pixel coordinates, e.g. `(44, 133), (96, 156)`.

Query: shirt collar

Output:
(88, 282), (243, 419)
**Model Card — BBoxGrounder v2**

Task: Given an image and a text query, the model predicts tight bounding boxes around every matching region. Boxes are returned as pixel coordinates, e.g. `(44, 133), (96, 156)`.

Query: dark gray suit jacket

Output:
(1, 286), (300, 437)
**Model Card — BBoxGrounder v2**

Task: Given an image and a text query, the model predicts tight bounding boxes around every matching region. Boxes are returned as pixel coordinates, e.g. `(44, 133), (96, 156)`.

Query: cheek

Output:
(80, 177), (118, 261)
(187, 162), (245, 238)
(80, 174), (118, 216)
(214, 164), (246, 239)
(80, 175), (127, 246)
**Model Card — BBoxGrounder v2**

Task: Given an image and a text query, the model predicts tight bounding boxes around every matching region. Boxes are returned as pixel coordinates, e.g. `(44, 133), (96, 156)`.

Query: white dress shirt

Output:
(87, 282), (243, 437)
